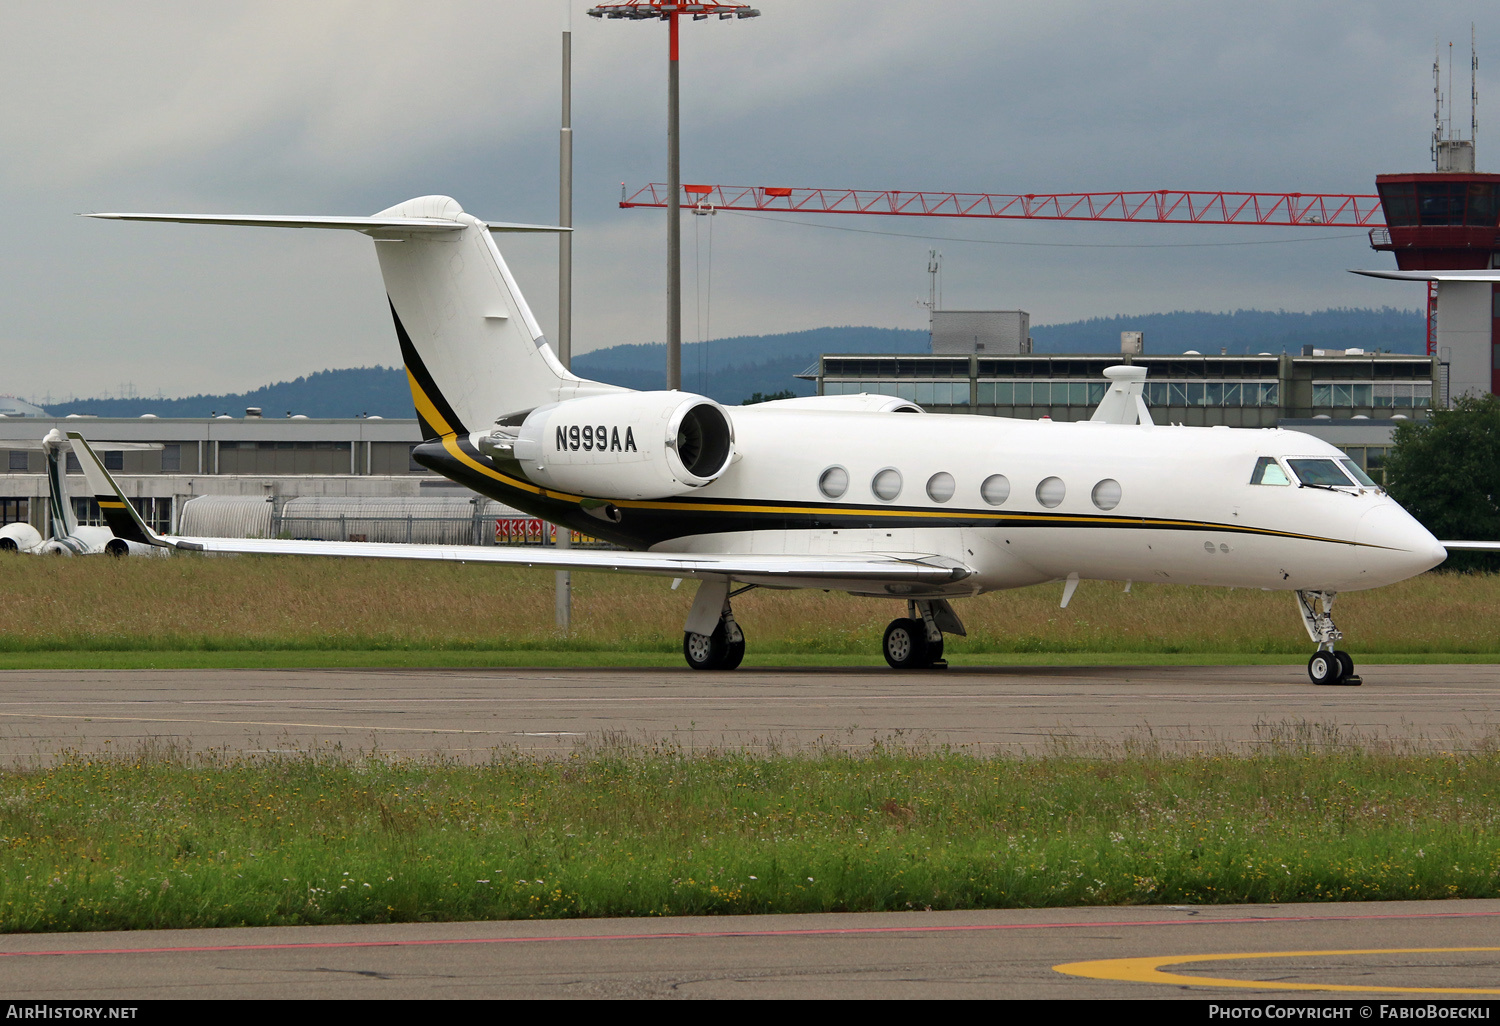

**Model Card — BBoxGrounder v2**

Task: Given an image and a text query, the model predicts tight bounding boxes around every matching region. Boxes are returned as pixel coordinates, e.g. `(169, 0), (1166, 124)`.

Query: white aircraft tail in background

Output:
(0, 429), (161, 556)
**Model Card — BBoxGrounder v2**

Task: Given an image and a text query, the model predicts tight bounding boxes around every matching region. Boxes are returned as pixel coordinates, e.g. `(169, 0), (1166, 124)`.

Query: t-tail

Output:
(41, 429), (78, 540)
(88, 196), (626, 438)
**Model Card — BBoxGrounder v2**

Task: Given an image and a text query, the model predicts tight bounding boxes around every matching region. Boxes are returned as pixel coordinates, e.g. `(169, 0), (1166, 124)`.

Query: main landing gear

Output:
(679, 583), (968, 672)
(682, 580), (748, 671)
(882, 599), (965, 670)
(1296, 590), (1360, 686)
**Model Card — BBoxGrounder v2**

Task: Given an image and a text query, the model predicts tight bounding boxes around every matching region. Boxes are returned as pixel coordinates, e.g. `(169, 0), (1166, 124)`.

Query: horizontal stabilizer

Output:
(86, 213), (570, 233)
(1351, 269), (1500, 283)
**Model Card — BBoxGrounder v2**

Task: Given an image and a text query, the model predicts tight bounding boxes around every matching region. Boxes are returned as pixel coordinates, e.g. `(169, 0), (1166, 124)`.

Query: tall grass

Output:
(4, 733), (1500, 932)
(0, 555), (1494, 654)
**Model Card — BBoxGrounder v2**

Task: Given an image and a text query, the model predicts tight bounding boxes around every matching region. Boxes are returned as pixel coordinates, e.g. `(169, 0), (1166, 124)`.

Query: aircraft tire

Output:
(683, 625), (728, 671)
(722, 635), (746, 671)
(883, 618), (931, 670)
(1334, 650), (1355, 679)
(1308, 651), (1344, 686)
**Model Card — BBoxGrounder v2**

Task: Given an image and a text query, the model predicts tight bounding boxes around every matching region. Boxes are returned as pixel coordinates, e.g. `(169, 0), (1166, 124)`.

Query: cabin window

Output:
(1339, 459), (1378, 488)
(872, 468), (902, 501)
(818, 466), (849, 499)
(980, 474), (1010, 506)
(1091, 479), (1122, 511)
(925, 472), (955, 503)
(1036, 476), (1065, 508)
(1288, 459), (1355, 488)
(1250, 457), (1290, 486)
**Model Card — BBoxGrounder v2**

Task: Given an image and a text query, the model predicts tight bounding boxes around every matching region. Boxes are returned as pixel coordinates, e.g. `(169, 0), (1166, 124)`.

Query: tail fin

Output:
(41, 430), (77, 539)
(64, 433), (165, 547)
(89, 196), (626, 437)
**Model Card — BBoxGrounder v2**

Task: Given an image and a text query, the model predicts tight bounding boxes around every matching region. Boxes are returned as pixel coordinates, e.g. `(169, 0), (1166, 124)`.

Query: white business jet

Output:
(77, 195), (1469, 682)
(0, 429), (160, 556)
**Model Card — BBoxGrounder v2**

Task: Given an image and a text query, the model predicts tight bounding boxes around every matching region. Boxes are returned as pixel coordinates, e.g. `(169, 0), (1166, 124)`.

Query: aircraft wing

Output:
(66, 432), (970, 586)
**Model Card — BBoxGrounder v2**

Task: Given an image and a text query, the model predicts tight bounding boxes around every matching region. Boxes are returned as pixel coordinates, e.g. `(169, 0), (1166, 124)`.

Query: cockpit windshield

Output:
(1338, 459), (1379, 488)
(1250, 457), (1290, 486)
(1287, 458), (1356, 488)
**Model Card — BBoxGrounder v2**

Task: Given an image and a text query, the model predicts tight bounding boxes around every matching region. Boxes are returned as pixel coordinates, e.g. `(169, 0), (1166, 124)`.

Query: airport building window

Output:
(1036, 476), (1065, 508)
(8, 451), (28, 472)
(161, 444), (181, 472)
(104, 450), (123, 471)
(1091, 479), (1122, 511)
(0, 498), (27, 524)
(871, 468), (902, 501)
(818, 466), (849, 499)
(925, 472), (955, 503)
(1313, 382), (1429, 408)
(1250, 457), (1290, 486)
(72, 497), (102, 526)
(980, 474), (1010, 506)
(65, 452), (80, 473)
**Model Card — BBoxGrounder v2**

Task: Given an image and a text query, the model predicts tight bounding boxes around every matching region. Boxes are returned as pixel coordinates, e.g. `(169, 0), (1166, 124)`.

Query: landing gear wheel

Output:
(1308, 651), (1344, 686)
(722, 633), (746, 671)
(683, 624), (729, 671)
(883, 618), (931, 670)
(1334, 650), (1355, 680)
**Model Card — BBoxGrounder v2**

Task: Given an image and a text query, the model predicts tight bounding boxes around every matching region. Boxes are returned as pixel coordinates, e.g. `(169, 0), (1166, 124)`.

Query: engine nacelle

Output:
(0, 523), (42, 554)
(507, 391), (735, 500)
(103, 537), (161, 557)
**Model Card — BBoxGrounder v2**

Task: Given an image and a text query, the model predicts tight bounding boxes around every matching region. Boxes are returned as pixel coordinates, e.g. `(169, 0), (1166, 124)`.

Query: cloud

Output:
(0, 1), (1491, 400)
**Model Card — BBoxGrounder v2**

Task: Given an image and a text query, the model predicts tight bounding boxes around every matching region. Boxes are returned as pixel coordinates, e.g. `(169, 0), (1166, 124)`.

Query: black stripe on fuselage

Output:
(389, 299), (468, 440)
(412, 436), (1361, 551)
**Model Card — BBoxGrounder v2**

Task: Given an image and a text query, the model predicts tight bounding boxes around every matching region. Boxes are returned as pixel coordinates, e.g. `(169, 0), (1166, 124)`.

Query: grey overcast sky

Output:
(1, 1), (1494, 401)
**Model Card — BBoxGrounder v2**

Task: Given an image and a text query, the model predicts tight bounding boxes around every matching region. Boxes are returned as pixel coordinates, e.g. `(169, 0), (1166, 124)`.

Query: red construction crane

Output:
(621, 182), (1386, 227)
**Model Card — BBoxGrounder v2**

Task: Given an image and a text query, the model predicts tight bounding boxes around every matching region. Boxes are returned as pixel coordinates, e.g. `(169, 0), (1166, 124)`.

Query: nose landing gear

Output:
(1296, 590), (1360, 686)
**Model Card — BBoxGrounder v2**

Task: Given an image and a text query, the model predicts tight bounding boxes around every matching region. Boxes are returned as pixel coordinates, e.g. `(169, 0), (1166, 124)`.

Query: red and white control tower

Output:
(1356, 35), (1500, 400)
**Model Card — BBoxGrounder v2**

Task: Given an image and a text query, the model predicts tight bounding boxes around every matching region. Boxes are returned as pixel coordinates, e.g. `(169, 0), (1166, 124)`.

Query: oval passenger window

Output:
(872, 468), (902, 501)
(926, 472), (955, 503)
(1091, 479), (1122, 510)
(980, 474), (1010, 506)
(819, 466), (849, 499)
(1036, 476), (1065, 508)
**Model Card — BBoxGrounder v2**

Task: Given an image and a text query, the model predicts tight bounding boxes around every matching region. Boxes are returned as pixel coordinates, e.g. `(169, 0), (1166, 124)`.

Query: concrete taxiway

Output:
(0, 664), (1496, 762)
(3, 901), (1500, 999)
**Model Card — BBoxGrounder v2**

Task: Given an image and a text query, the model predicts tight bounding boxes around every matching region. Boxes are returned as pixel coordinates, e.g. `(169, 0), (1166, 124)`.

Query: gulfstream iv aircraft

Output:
(79, 195), (1467, 682)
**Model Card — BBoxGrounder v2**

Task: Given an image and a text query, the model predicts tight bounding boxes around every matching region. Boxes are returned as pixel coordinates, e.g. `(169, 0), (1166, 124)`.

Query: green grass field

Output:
(0, 556), (1495, 666)
(4, 733), (1500, 932)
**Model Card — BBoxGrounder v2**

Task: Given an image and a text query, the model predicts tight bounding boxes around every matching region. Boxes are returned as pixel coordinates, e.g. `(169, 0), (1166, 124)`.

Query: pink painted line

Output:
(3, 909), (1499, 959)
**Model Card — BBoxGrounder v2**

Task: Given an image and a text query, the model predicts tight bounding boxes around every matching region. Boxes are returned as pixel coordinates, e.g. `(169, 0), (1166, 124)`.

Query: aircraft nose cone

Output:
(1357, 502), (1447, 578)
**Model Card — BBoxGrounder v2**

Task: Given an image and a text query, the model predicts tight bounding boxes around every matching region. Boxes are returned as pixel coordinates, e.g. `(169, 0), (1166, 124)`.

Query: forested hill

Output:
(37, 308), (1422, 418)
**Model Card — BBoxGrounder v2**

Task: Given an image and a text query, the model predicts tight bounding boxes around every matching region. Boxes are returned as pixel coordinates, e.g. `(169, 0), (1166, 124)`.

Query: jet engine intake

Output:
(0, 523), (42, 554)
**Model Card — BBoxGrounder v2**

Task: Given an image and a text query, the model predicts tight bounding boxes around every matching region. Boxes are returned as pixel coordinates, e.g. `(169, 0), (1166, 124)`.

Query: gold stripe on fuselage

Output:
(434, 434), (1361, 547)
